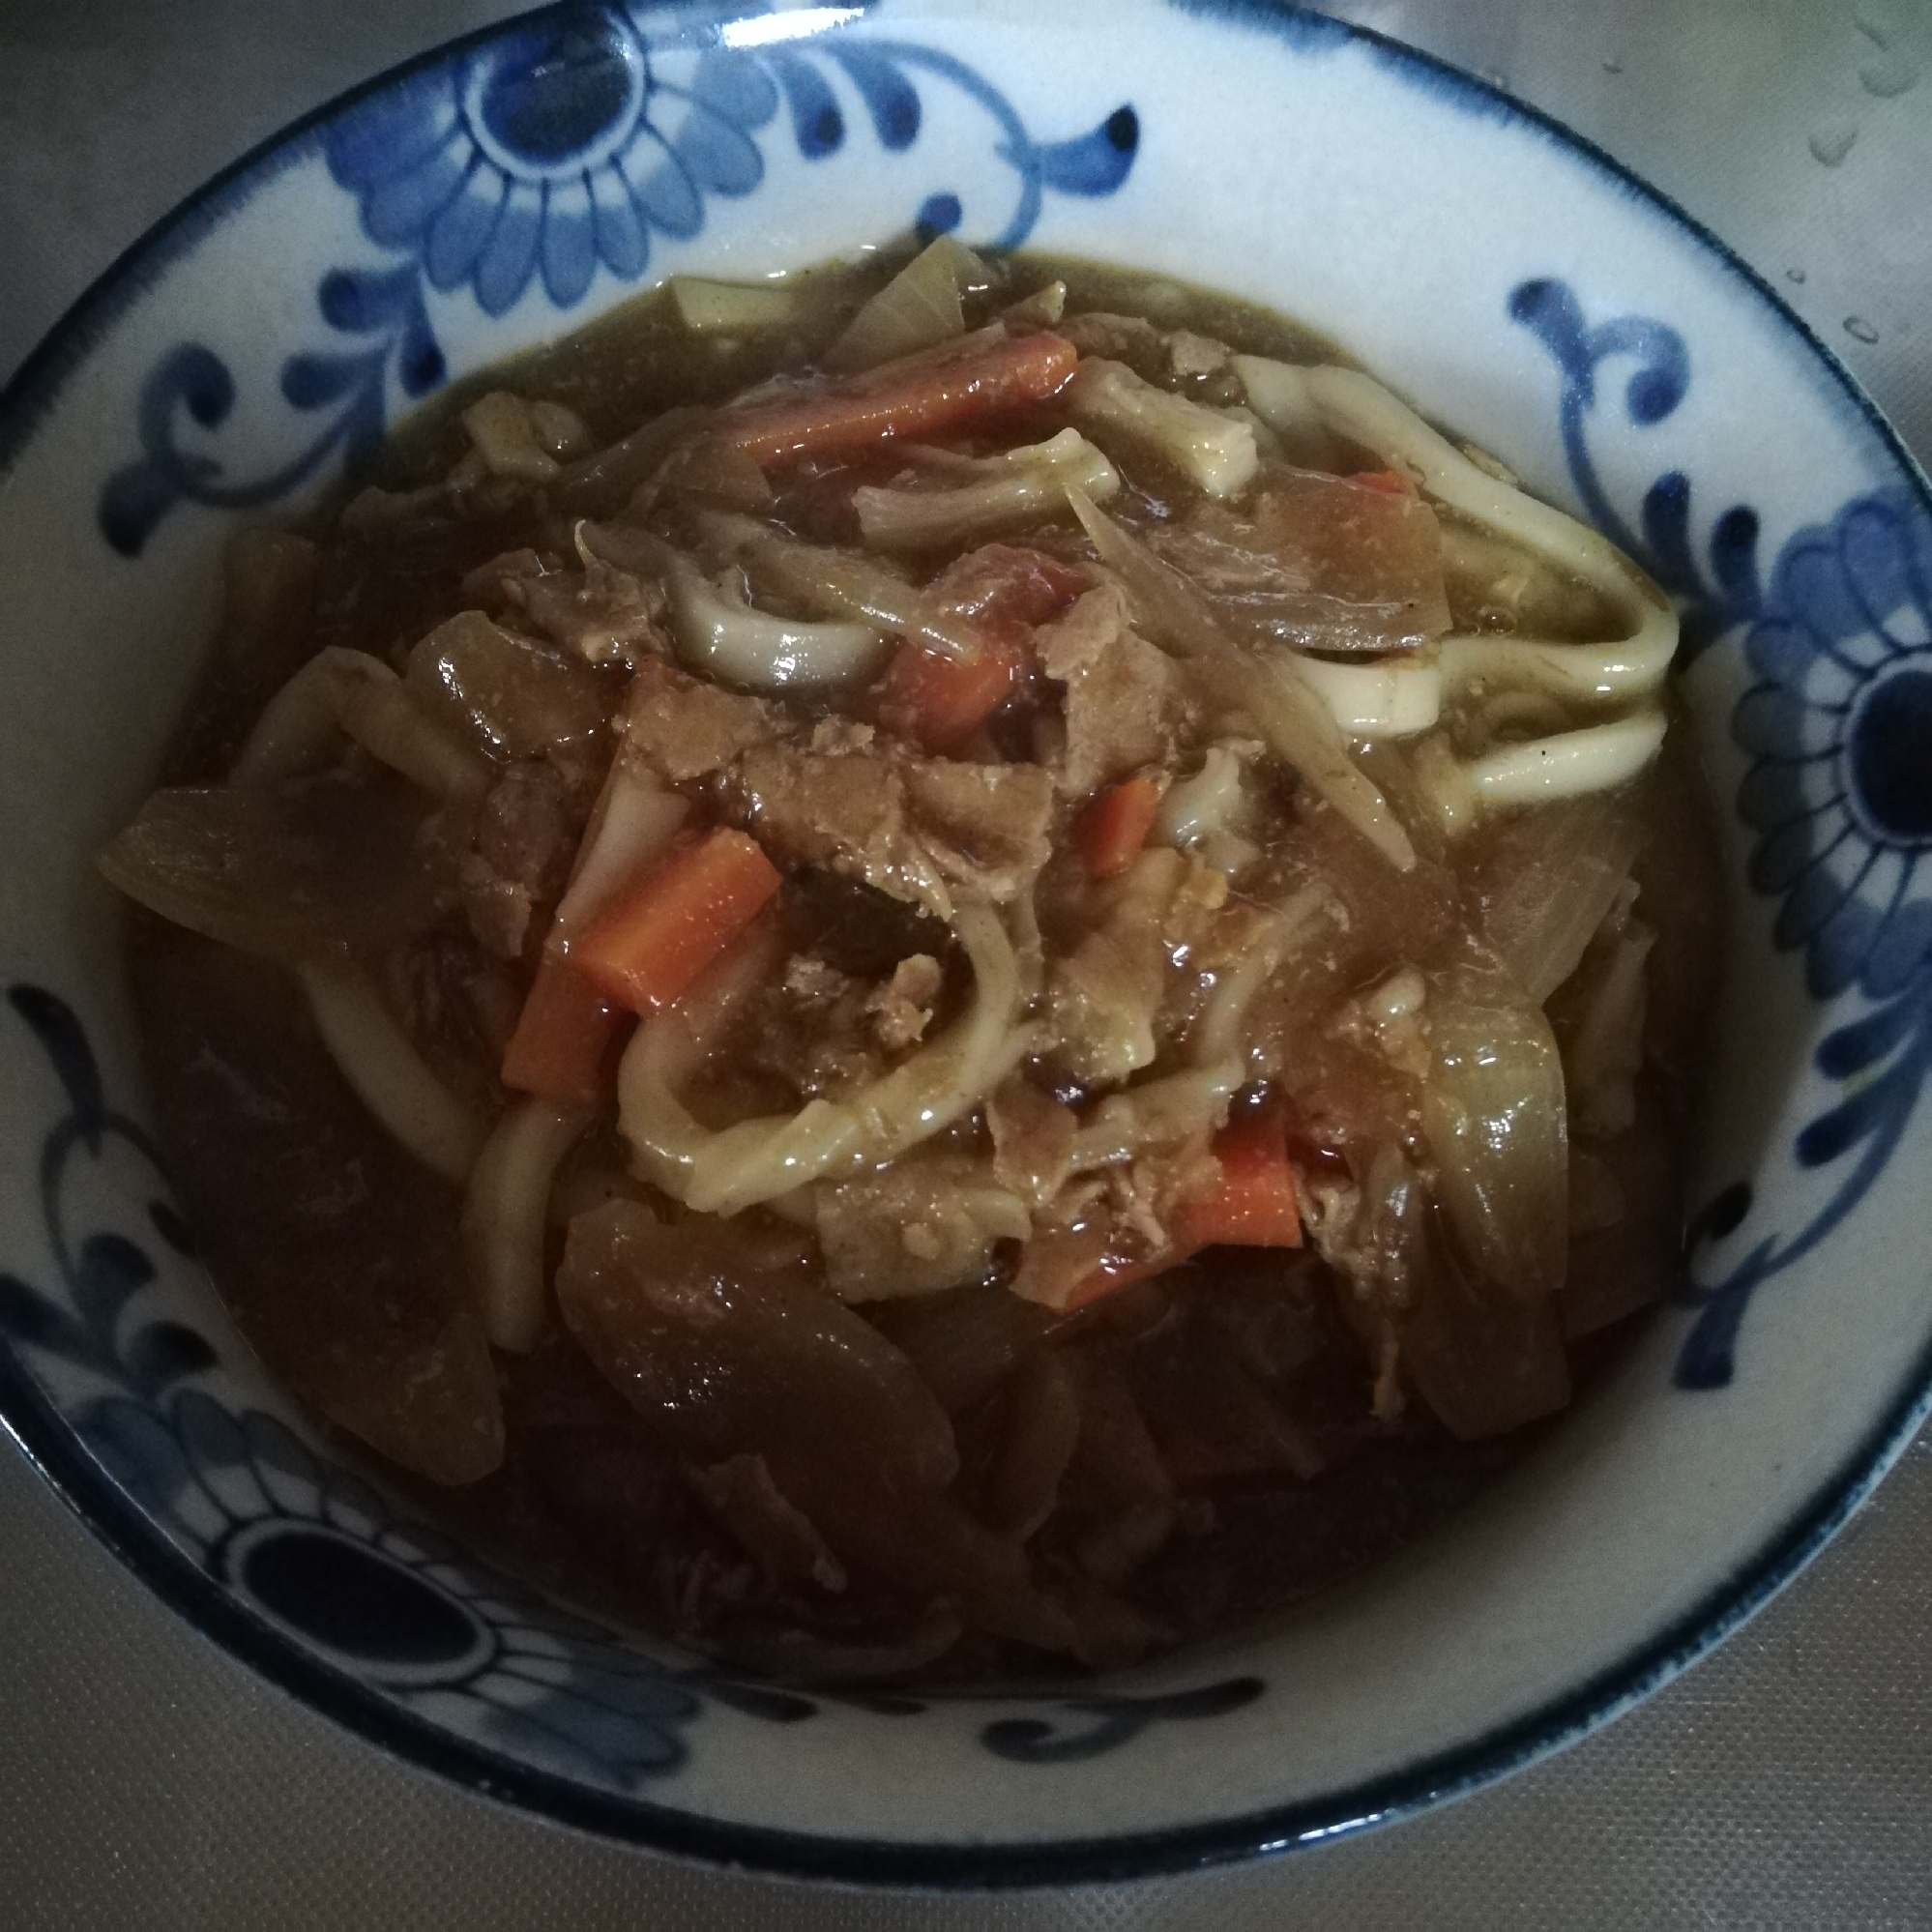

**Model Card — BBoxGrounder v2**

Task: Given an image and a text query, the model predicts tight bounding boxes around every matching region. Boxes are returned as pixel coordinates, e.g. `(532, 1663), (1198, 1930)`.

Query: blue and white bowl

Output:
(3, 0), (1930, 1887)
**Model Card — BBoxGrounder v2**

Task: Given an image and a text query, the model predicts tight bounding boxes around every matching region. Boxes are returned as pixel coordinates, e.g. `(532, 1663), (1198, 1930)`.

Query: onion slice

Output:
(1065, 485), (1415, 868)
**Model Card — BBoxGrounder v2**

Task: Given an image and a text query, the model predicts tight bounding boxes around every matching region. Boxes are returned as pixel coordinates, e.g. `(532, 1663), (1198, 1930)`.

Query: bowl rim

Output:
(3, 0), (1930, 1891)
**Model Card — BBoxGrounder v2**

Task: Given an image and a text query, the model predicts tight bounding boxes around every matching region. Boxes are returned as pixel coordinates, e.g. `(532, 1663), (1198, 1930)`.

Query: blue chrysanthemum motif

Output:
(98, 1), (1139, 557)
(91, 1391), (713, 1787)
(1511, 279), (1932, 1389)
(1734, 491), (1932, 1001)
(325, 10), (779, 316)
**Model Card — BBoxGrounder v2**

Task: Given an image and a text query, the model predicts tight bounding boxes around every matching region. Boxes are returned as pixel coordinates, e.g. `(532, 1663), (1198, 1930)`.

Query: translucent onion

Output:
(460, 1098), (589, 1351)
(692, 508), (979, 656)
(1470, 794), (1642, 1002)
(232, 646), (490, 805)
(1421, 954), (1568, 1302)
(821, 235), (982, 374)
(1067, 1061), (1244, 1171)
(1065, 486), (1415, 868)
(1191, 885), (1332, 1067)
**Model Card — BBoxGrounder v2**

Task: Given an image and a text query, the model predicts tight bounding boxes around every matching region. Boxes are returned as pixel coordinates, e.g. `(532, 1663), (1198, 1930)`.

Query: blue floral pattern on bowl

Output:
(98, 1), (1137, 558)
(1509, 278), (1932, 1389)
(5, 0), (1932, 1888)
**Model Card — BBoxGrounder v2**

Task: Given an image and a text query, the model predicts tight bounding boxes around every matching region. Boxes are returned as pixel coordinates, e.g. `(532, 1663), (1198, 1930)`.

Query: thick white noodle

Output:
(1192, 886), (1332, 1068)
(853, 429), (1120, 551)
(297, 958), (486, 1186)
(1155, 746), (1247, 849)
(1067, 1061), (1244, 1172)
(1282, 650), (1443, 738)
(1068, 359), (1260, 498)
(1463, 709), (1670, 805)
(581, 523), (887, 691)
(1236, 357), (1678, 805)
(231, 646), (490, 805)
(461, 1098), (589, 1352)
(619, 901), (1027, 1217)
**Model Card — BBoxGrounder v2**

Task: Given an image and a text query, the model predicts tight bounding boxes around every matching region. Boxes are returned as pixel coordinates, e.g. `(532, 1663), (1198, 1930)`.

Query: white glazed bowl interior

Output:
(3, 0), (1931, 1887)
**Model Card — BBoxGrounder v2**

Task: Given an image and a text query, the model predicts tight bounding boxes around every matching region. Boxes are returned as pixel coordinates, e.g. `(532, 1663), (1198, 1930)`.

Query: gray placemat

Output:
(4, 2), (1929, 1922)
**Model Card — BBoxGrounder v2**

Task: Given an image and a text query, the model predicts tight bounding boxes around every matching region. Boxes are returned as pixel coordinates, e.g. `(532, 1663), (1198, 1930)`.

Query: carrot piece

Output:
(1178, 1110), (1304, 1248)
(874, 632), (1029, 753)
(502, 953), (625, 1110)
(1079, 776), (1161, 879)
(574, 827), (781, 1015)
(874, 543), (1088, 753)
(723, 331), (1079, 467)
(1348, 468), (1417, 497)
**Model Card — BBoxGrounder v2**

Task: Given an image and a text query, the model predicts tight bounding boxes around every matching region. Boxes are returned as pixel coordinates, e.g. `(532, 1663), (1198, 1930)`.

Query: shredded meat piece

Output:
(458, 761), (578, 959)
(782, 952), (853, 1009)
(507, 550), (673, 665)
(1038, 584), (1193, 797)
(731, 746), (956, 917)
(622, 659), (786, 781)
(458, 859), (532, 958)
(683, 1453), (848, 1594)
(866, 952), (943, 1051)
(458, 547), (550, 609)
(623, 662), (1050, 918)
(899, 761), (1053, 904)
(477, 762), (576, 895)
(1056, 310), (1168, 381)
(986, 1077), (1077, 1210)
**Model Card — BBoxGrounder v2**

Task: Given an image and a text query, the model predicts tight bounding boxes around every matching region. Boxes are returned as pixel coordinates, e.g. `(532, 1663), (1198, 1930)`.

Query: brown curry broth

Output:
(123, 249), (1701, 1682)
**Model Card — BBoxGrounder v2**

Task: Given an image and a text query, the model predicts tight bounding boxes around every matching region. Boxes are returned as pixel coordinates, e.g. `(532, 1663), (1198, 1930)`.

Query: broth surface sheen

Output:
(106, 243), (1720, 1683)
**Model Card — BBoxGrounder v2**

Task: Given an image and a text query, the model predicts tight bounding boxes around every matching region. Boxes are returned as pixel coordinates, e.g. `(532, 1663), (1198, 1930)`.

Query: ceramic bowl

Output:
(4, 0), (1930, 1888)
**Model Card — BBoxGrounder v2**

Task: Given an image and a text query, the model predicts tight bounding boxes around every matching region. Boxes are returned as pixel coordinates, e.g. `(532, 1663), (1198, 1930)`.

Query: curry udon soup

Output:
(102, 242), (1719, 1683)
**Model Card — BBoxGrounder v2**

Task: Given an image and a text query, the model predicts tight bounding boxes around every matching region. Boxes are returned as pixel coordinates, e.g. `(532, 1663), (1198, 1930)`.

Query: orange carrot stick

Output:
(1178, 1109), (1303, 1249)
(502, 954), (625, 1111)
(574, 828), (781, 1015)
(1078, 776), (1161, 879)
(874, 631), (1029, 753)
(724, 331), (1078, 467)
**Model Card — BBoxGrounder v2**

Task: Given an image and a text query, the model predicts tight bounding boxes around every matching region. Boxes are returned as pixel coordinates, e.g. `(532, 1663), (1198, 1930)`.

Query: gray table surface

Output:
(3, 3), (1930, 1925)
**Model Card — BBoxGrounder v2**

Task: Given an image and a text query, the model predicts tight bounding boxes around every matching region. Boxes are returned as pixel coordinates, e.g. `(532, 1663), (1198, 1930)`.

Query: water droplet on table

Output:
(1808, 118), (1859, 165)
(1859, 49), (1918, 97)
(1602, 57), (1624, 73)
(1855, 0), (1900, 48)
(1844, 315), (1881, 343)
(1787, 267), (1808, 284)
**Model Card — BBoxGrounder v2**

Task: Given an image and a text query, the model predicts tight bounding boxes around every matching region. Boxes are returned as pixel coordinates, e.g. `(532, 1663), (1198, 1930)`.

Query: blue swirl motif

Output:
(98, 0), (1139, 558)
(0, 984), (1260, 1778)
(0, 981), (811, 1786)
(1511, 278), (1932, 1390)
